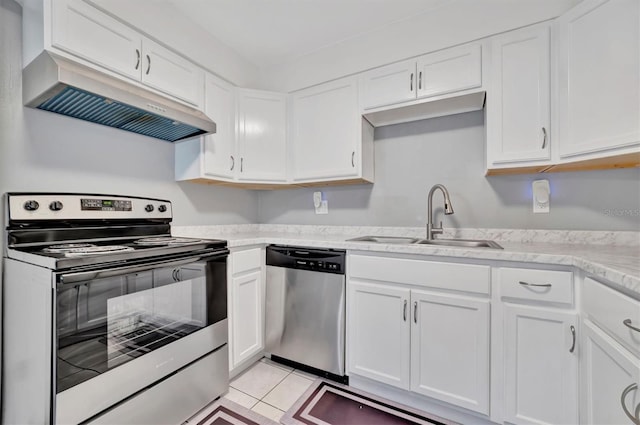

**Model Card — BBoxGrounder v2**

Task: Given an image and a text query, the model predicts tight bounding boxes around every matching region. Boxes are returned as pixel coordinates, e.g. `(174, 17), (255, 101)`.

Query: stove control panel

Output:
(81, 199), (132, 212)
(8, 194), (172, 221)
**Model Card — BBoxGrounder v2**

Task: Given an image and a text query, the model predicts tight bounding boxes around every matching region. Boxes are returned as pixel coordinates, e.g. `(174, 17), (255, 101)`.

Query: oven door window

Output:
(56, 258), (226, 393)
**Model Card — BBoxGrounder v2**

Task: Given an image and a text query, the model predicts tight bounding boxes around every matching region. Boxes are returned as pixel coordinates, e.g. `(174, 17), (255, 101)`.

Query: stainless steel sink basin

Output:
(347, 235), (503, 249)
(415, 238), (503, 249)
(347, 236), (421, 244)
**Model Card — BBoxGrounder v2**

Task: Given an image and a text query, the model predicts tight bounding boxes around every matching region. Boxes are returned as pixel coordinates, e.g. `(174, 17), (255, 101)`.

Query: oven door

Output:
(54, 250), (228, 425)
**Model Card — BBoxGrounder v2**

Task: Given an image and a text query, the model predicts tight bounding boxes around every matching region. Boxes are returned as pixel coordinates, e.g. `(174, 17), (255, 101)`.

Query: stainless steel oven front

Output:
(24, 250), (227, 424)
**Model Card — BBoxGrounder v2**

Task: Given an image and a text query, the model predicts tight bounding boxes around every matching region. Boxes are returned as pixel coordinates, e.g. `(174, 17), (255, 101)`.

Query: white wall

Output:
(259, 0), (580, 92)
(0, 0), (259, 227)
(258, 112), (640, 231)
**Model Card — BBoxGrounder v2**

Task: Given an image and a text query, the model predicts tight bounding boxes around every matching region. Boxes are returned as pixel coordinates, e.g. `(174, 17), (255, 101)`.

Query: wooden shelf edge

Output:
(179, 177), (375, 190)
(486, 152), (640, 176)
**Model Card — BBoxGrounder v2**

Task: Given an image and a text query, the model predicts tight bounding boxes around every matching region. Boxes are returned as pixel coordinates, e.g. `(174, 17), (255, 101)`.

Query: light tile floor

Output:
(229, 357), (316, 422)
(186, 357), (316, 424)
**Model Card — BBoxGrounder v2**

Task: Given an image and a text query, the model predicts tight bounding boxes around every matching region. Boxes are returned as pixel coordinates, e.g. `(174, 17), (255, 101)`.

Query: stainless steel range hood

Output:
(22, 51), (216, 142)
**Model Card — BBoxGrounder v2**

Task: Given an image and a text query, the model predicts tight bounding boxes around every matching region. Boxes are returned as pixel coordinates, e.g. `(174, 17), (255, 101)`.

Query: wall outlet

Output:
(532, 179), (550, 213)
(313, 191), (328, 214)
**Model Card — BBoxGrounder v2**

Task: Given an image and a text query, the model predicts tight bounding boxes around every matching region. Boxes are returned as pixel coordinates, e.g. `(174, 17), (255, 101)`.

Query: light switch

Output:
(532, 179), (550, 213)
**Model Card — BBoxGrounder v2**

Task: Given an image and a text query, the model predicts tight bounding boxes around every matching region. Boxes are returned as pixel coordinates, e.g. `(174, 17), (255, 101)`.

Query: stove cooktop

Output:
(9, 236), (227, 270)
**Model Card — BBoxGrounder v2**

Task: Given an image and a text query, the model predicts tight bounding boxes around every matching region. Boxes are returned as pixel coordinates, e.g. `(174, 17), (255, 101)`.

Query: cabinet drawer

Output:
(231, 248), (262, 275)
(349, 255), (490, 295)
(584, 277), (640, 357)
(499, 267), (573, 305)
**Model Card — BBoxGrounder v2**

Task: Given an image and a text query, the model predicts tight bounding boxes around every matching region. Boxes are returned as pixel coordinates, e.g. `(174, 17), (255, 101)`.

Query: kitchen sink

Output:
(347, 236), (421, 244)
(347, 236), (503, 249)
(415, 238), (503, 249)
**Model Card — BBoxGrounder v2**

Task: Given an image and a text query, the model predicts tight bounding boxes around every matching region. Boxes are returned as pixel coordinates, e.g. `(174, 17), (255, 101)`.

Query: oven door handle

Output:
(59, 251), (228, 286)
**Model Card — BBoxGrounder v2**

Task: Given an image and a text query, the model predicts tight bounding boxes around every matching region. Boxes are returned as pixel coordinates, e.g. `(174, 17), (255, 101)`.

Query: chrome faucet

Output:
(426, 184), (455, 240)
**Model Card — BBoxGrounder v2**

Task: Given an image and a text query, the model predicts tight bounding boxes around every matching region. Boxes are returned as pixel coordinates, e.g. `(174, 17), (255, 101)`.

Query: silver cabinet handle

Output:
(418, 71), (422, 90)
(146, 54), (151, 75)
(135, 49), (140, 70)
(624, 319), (640, 333)
(621, 383), (640, 425)
(413, 301), (418, 324)
(542, 127), (547, 149)
(240, 157), (243, 172)
(403, 300), (407, 322)
(351, 151), (355, 168)
(569, 325), (576, 353)
(230, 155), (235, 171)
(519, 281), (552, 288)
(410, 73), (414, 91)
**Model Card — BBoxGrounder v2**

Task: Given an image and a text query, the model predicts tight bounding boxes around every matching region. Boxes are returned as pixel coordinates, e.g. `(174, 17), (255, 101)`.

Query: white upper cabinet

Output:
(360, 43), (483, 112)
(47, 0), (204, 108)
(360, 59), (417, 110)
(556, 0), (640, 159)
(416, 43), (482, 99)
(291, 76), (374, 184)
(51, 0), (142, 81)
(140, 38), (204, 107)
(237, 89), (288, 182)
(486, 24), (551, 170)
(174, 73), (236, 183)
(202, 74), (236, 180)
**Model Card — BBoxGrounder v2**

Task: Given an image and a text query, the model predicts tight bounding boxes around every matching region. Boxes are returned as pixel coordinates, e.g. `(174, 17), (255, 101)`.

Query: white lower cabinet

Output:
(411, 290), (490, 414)
(503, 304), (578, 425)
(347, 255), (491, 416)
(228, 248), (264, 371)
(347, 281), (411, 389)
(582, 310), (640, 425)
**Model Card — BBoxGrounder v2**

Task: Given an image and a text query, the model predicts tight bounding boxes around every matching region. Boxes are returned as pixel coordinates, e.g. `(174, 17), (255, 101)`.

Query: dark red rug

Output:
(281, 379), (458, 425)
(195, 399), (279, 425)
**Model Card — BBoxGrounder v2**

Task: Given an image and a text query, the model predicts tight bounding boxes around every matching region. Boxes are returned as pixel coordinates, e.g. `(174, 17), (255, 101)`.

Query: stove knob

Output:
(49, 201), (64, 211)
(23, 200), (39, 211)
(145, 204), (154, 212)
(158, 205), (167, 213)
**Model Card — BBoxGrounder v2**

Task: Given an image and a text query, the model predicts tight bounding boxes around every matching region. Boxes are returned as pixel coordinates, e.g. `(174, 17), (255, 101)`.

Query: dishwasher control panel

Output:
(266, 245), (345, 275)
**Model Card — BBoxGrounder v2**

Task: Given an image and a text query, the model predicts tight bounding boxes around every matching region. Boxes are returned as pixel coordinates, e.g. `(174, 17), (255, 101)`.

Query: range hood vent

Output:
(23, 52), (215, 142)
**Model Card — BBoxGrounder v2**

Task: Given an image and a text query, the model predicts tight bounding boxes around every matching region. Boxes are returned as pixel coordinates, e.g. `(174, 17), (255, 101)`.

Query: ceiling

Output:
(93, 0), (581, 69)
(94, 0), (454, 67)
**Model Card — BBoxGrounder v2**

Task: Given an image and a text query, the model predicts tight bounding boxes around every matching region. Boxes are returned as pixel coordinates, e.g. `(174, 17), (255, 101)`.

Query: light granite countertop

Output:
(173, 225), (640, 300)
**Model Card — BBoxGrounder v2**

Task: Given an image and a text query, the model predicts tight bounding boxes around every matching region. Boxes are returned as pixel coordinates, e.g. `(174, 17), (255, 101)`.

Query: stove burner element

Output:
(134, 237), (203, 247)
(63, 245), (135, 257)
(43, 243), (96, 253)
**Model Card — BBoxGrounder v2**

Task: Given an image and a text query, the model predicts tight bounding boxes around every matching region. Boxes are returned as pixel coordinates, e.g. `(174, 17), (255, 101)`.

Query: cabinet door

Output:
(487, 25), (551, 166)
(141, 38), (204, 107)
(237, 89), (287, 182)
(416, 43), (482, 99)
(291, 77), (360, 181)
(360, 60), (416, 110)
(583, 320), (640, 425)
(504, 305), (578, 425)
(347, 281), (410, 390)
(202, 74), (236, 180)
(557, 0), (640, 158)
(51, 0), (142, 80)
(410, 290), (490, 415)
(230, 270), (264, 368)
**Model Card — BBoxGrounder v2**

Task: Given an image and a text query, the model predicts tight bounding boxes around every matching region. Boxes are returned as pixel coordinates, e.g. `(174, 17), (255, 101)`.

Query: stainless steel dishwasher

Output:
(265, 245), (347, 383)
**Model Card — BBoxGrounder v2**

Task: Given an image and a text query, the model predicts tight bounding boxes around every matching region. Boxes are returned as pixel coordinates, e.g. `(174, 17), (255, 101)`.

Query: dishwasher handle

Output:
(266, 245), (346, 274)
